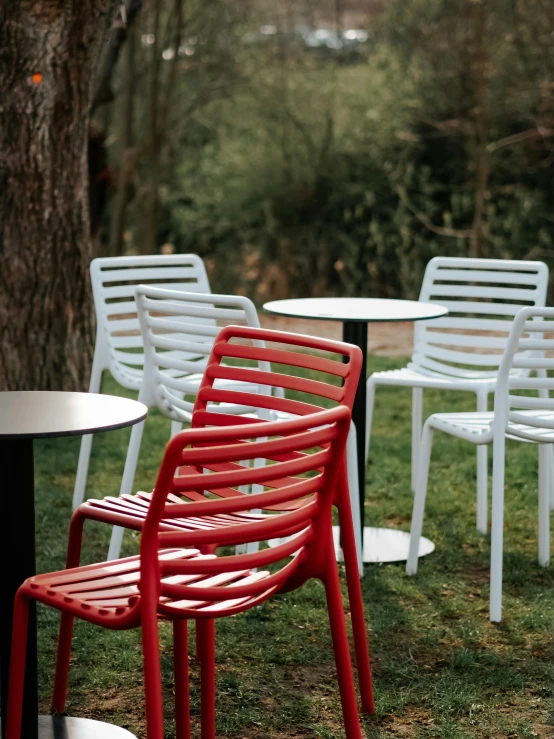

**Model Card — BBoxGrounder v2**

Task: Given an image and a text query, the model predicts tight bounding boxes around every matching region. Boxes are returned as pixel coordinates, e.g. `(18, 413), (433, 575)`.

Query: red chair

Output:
(7, 407), (366, 739)
(67, 325), (373, 714)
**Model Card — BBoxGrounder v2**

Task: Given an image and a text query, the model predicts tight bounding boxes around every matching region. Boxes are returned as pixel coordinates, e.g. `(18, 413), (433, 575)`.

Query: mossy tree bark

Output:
(0, 0), (120, 390)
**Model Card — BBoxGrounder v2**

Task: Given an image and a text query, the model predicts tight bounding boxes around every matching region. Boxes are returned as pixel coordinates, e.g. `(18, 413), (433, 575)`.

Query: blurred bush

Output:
(101, 0), (554, 302)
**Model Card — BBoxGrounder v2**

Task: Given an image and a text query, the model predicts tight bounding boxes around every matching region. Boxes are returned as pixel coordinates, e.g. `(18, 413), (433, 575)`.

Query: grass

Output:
(33, 358), (553, 738)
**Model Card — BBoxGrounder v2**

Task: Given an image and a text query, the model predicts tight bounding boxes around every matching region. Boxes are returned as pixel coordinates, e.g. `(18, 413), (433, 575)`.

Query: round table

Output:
(0, 392), (147, 739)
(263, 297), (448, 564)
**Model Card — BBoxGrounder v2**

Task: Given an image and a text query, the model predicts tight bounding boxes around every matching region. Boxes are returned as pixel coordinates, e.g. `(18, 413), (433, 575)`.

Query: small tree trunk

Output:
(107, 25), (137, 257)
(143, 0), (162, 254)
(0, 1), (120, 390)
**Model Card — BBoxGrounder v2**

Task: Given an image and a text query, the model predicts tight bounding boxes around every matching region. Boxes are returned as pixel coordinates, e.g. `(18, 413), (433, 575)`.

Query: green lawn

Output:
(33, 359), (553, 738)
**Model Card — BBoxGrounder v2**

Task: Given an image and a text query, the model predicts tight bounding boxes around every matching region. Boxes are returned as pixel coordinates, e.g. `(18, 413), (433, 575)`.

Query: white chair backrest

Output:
(493, 306), (554, 442)
(136, 285), (265, 422)
(412, 257), (549, 380)
(90, 254), (211, 389)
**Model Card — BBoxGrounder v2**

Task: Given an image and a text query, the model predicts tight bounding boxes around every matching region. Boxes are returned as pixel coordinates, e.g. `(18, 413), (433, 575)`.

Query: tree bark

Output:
(0, 0), (120, 390)
(107, 24), (137, 257)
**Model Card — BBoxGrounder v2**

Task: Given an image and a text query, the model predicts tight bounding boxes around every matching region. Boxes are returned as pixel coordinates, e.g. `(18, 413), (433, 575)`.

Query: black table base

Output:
(0, 439), (37, 739)
(342, 321), (368, 528)
(0, 716), (137, 739)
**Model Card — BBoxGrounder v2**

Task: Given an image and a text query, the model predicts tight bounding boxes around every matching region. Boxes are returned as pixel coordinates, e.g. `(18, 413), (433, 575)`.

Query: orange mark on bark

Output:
(32, 73), (42, 84)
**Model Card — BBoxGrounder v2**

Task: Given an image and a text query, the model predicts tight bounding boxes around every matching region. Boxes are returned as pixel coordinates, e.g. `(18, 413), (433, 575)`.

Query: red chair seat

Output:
(21, 549), (277, 623)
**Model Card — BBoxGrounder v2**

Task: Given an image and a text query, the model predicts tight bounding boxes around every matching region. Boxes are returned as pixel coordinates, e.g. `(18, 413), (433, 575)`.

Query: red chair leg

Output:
(323, 559), (364, 739)
(51, 612), (75, 712)
(65, 510), (86, 569)
(338, 498), (375, 715)
(5, 592), (30, 739)
(173, 619), (190, 739)
(199, 619), (216, 739)
(141, 607), (165, 739)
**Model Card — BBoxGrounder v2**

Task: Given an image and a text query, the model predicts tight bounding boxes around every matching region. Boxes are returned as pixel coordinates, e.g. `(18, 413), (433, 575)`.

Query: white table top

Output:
(263, 297), (448, 323)
(0, 392), (147, 439)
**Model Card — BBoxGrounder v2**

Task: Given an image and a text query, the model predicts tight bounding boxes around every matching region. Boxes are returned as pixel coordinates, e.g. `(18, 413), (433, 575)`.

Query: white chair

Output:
(73, 254), (212, 510)
(106, 287), (364, 573)
(407, 306), (554, 622)
(106, 285), (271, 560)
(366, 257), (549, 533)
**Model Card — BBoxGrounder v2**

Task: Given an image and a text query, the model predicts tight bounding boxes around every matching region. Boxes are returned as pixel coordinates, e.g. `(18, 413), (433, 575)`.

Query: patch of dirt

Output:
(260, 315), (414, 357)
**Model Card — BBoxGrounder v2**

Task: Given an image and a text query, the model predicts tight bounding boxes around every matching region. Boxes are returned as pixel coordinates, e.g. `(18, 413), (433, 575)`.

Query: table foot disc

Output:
(362, 527), (434, 563)
(37, 715), (138, 739)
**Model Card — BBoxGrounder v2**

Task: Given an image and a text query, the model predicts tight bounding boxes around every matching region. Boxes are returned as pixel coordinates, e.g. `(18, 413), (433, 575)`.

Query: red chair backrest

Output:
(191, 325), (362, 428)
(140, 406), (351, 605)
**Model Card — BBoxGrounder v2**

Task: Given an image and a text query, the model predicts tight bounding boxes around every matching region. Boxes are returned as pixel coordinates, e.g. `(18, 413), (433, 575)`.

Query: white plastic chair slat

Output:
(509, 377), (554, 390)
(428, 284), (538, 301)
(149, 333), (212, 354)
(156, 370), (202, 395)
(104, 301), (138, 317)
(109, 335), (144, 349)
(154, 354), (207, 374)
(509, 411), (554, 429)
(524, 320), (554, 332)
(158, 387), (195, 419)
(512, 357), (554, 370)
(427, 257), (545, 272)
(111, 349), (145, 366)
(143, 298), (248, 322)
(434, 300), (527, 316)
(509, 395), (554, 410)
(426, 317), (512, 332)
(145, 315), (221, 338)
(424, 332), (509, 349)
(418, 343), (503, 367)
(99, 267), (208, 284)
(413, 354), (501, 378)
(103, 282), (207, 299)
(92, 253), (207, 269)
(431, 269), (543, 285)
(518, 339), (554, 351)
(106, 317), (141, 332)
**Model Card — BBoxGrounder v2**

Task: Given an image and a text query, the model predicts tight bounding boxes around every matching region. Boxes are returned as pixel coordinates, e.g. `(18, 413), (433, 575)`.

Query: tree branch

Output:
(92, 0), (143, 111)
(394, 184), (473, 239)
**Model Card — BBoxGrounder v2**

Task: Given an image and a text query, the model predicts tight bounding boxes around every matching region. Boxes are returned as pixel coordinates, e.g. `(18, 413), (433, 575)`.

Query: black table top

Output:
(0, 392), (147, 440)
(263, 297), (448, 323)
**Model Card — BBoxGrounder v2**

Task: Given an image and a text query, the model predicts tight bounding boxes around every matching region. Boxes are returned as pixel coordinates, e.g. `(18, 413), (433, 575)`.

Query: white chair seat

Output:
(429, 410), (554, 444)
(371, 366), (497, 392)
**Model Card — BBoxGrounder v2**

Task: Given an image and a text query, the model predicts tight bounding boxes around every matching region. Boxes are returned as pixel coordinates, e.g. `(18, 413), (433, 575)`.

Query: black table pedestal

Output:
(341, 320), (435, 564)
(342, 321), (368, 528)
(0, 439), (138, 739)
(0, 439), (38, 739)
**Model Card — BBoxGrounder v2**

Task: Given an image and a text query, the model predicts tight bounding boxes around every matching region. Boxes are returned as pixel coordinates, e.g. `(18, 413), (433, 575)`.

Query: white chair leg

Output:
(538, 443), (550, 567)
(170, 420), (183, 438)
(107, 418), (146, 560)
(489, 435), (506, 623)
(72, 358), (104, 510)
(476, 391), (488, 534)
(364, 377), (376, 465)
(549, 445), (554, 511)
(346, 422), (363, 576)
(411, 388), (423, 493)
(407, 421), (434, 576)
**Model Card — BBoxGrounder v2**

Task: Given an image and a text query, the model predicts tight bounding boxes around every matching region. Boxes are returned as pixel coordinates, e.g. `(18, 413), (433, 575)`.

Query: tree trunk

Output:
(0, 0), (120, 391)
(107, 24), (137, 257)
(143, 0), (162, 254)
